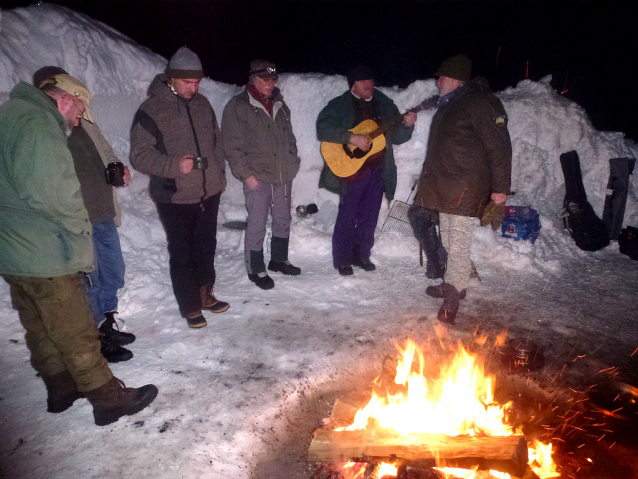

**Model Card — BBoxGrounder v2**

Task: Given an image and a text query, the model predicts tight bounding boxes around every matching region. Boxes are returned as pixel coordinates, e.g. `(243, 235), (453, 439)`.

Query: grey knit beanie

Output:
(166, 47), (204, 80)
(434, 55), (472, 82)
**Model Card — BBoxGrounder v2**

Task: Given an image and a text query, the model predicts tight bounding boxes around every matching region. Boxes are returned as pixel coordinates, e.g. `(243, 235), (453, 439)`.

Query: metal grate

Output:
(381, 200), (414, 235)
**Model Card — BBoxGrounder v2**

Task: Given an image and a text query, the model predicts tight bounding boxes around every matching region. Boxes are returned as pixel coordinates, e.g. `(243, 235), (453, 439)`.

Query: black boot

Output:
(352, 258), (376, 271)
(99, 312), (136, 346)
(42, 370), (84, 413)
(437, 284), (461, 325)
(186, 310), (207, 328)
(85, 377), (158, 426)
(268, 260), (301, 275)
(100, 335), (133, 363)
(248, 273), (275, 290)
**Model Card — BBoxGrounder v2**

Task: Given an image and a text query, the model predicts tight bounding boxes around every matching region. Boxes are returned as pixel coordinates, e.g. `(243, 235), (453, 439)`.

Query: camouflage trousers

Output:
(3, 273), (113, 392)
(439, 214), (477, 292)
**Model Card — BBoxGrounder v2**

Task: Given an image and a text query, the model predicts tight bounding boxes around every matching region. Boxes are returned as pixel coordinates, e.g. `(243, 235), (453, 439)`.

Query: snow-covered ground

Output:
(1, 4), (637, 479)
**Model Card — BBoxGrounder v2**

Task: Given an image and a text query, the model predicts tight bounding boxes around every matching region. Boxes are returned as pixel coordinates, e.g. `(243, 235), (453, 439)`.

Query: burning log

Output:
(308, 428), (529, 477)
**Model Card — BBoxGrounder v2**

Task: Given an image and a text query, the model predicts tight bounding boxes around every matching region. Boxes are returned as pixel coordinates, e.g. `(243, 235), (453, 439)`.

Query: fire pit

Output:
(308, 336), (560, 479)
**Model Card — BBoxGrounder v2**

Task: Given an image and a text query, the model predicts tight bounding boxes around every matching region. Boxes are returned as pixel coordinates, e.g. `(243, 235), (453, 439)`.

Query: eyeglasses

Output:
(258, 76), (279, 84)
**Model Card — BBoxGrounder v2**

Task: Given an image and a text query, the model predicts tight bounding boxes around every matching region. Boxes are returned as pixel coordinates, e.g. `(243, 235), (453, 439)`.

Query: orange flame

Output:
(334, 338), (560, 479)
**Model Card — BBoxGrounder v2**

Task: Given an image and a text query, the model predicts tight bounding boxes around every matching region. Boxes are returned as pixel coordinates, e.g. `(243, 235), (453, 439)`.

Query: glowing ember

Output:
(332, 338), (560, 479)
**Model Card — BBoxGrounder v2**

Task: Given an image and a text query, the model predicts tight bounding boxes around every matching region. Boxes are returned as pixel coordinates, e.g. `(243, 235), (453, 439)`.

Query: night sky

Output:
(3, 1), (638, 141)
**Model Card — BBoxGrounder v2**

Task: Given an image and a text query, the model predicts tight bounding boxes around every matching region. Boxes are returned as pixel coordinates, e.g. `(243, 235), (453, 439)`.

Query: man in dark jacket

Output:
(0, 77), (157, 426)
(317, 66), (417, 275)
(414, 55), (512, 324)
(33, 67), (136, 363)
(222, 60), (301, 290)
(130, 47), (229, 328)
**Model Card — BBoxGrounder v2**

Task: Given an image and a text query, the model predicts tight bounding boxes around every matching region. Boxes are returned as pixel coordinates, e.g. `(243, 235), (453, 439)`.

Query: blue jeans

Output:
(87, 219), (125, 322)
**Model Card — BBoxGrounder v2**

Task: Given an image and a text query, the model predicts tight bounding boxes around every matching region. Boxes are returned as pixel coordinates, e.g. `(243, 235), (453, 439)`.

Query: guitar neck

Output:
(369, 94), (440, 139)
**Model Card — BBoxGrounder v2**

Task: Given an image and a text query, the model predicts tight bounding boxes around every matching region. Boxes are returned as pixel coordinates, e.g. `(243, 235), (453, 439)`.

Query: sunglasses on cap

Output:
(251, 66), (278, 80)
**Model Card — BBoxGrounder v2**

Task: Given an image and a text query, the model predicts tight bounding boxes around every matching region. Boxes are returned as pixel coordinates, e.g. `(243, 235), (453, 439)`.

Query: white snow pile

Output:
(1, 4), (638, 479)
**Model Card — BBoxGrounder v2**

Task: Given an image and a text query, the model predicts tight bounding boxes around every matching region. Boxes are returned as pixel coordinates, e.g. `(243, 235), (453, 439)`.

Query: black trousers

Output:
(156, 193), (221, 317)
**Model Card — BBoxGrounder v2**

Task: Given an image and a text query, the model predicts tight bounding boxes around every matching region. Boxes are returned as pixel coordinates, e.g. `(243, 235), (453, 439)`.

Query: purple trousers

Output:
(332, 167), (384, 269)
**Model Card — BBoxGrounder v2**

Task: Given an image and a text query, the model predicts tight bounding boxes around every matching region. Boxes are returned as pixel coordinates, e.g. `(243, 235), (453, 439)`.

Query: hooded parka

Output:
(130, 74), (226, 204)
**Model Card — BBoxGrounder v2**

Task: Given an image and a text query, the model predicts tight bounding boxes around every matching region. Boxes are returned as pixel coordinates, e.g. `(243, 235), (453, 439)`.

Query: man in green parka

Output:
(317, 65), (417, 275)
(0, 78), (157, 426)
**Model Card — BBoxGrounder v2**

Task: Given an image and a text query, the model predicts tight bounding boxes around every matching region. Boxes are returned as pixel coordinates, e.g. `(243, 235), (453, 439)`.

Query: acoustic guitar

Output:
(320, 95), (439, 178)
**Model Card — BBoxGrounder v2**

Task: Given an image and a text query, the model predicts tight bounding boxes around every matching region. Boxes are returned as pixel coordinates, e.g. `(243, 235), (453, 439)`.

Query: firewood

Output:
(308, 428), (528, 477)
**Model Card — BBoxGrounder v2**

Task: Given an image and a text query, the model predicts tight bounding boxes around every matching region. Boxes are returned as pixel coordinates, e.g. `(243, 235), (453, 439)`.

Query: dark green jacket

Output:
(316, 89), (414, 201)
(0, 82), (94, 277)
(414, 77), (512, 217)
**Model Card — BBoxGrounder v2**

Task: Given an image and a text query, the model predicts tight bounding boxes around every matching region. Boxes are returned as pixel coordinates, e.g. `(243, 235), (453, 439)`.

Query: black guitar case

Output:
(560, 150), (610, 251)
(602, 157), (636, 240)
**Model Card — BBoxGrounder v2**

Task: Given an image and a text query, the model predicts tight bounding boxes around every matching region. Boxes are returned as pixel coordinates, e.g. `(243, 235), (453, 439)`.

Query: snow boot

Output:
(338, 266), (354, 276)
(268, 260), (301, 276)
(199, 285), (230, 313)
(42, 370), (84, 413)
(352, 258), (376, 271)
(100, 335), (133, 363)
(100, 312), (136, 346)
(85, 377), (158, 426)
(248, 272), (275, 290)
(186, 310), (207, 328)
(426, 283), (466, 300)
(437, 284), (461, 325)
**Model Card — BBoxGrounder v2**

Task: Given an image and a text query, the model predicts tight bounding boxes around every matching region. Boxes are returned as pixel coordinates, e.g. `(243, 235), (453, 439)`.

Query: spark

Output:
(631, 346), (638, 357)
(609, 441), (616, 449)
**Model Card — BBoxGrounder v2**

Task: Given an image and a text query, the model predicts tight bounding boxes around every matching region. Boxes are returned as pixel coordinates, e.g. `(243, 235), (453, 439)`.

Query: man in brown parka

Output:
(130, 47), (230, 329)
(414, 55), (512, 324)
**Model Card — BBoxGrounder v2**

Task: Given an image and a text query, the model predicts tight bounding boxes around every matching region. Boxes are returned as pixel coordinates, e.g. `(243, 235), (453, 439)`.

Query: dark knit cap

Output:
(33, 66), (69, 88)
(434, 55), (472, 82)
(347, 65), (374, 89)
(248, 59), (278, 82)
(166, 47), (204, 80)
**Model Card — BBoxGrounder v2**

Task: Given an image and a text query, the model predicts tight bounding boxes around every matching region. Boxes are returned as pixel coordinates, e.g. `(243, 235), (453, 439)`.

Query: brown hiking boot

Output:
(85, 377), (158, 426)
(199, 285), (230, 313)
(42, 370), (84, 413)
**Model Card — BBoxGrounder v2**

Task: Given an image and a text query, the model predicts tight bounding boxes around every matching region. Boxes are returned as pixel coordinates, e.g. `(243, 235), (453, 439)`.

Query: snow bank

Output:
(2, 4), (636, 231)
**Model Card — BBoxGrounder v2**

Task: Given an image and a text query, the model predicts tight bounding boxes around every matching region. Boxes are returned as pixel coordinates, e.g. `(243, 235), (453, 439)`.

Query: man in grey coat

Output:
(222, 60), (301, 290)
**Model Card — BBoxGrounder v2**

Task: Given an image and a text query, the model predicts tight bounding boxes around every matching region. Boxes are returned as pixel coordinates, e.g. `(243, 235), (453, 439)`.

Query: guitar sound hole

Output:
(343, 144), (367, 159)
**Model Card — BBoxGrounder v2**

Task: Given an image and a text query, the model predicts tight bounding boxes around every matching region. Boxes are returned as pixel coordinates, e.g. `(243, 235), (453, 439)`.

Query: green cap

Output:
(434, 55), (472, 82)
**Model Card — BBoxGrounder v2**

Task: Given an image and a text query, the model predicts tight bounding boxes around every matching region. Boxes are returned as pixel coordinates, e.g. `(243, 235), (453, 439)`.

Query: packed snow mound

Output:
(1, 3), (637, 232)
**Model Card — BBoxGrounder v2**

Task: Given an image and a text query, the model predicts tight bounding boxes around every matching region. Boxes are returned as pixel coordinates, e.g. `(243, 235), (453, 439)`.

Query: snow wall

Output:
(2, 3), (638, 241)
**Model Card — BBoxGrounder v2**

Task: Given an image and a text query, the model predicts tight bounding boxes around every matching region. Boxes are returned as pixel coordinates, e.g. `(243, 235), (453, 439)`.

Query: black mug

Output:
(193, 157), (208, 170)
(105, 161), (125, 187)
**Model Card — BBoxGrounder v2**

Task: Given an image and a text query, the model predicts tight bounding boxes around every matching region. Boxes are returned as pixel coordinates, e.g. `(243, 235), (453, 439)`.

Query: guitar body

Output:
(320, 120), (387, 178)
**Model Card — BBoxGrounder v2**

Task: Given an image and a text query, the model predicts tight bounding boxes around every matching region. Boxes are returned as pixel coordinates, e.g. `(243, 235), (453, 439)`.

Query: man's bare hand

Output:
(350, 134), (371, 151)
(179, 155), (194, 174)
(491, 192), (508, 204)
(403, 111), (417, 127)
(245, 175), (259, 189)
(122, 165), (131, 187)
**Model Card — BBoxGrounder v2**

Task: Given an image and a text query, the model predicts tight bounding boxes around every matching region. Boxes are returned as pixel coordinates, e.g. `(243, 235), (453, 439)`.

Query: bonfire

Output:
(309, 330), (561, 479)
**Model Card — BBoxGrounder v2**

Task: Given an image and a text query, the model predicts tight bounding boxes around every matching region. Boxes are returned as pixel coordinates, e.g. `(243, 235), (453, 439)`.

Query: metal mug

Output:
(192, 157), (208, 170)
(105, 161), (125, 187)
